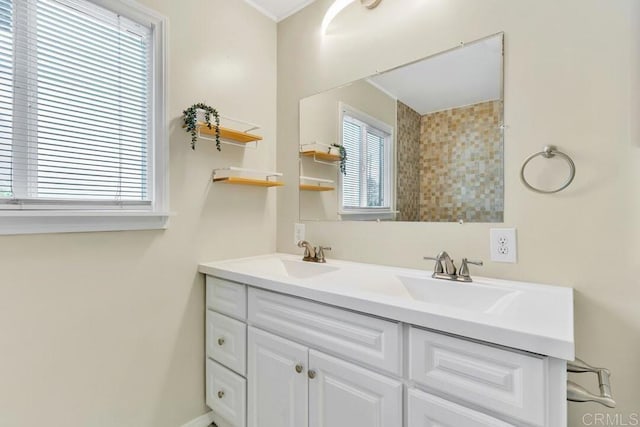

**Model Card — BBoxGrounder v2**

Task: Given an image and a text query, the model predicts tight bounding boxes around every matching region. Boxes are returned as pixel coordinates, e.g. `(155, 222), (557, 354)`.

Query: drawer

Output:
(248, 288), (402, 375)
(409, 327), (545, 426)
(206, 276), (247, 320)
(206, 358), (246, 427)
(206, 310), (247, 376)
(408, 388), (515, 427)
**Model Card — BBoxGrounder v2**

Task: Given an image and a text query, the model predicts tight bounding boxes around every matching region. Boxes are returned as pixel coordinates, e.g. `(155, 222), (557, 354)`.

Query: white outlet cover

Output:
(490, 228), (517, 263)
(294, 223), (306, 245)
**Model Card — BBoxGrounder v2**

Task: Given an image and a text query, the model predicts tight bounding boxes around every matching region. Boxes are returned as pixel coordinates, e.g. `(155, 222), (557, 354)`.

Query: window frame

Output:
(0, 0), (168, 235)
(338, 102), (395, 221)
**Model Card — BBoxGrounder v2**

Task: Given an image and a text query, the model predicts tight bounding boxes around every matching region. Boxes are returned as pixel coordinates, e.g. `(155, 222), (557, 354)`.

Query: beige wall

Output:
(277, 0), (640, 424)
(0, 1), (276, 426)
(299, 79), (396, 220)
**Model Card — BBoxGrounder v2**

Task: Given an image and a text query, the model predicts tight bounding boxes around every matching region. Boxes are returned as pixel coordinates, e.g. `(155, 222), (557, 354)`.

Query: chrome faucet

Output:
(424, 251), (483, 282)
(297, 240), (316, 261)
(297, 240), (332, 263)
(424, 251), (456, 276)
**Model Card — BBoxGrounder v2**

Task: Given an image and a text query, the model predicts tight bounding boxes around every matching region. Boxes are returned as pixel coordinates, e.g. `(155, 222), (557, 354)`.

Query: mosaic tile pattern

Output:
(419, 100), (504, 223)
(396, 101), (421, 221)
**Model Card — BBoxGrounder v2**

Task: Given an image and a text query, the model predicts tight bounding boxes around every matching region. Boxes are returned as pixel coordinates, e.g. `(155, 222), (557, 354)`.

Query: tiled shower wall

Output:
(419, 100), (504, 222)
(396, 101), (421, 221)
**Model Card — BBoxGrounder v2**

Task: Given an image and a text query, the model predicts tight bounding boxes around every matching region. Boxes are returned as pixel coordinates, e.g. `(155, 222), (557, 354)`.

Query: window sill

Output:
(0, 211), (170, 235)
(339, 210), (397, 221)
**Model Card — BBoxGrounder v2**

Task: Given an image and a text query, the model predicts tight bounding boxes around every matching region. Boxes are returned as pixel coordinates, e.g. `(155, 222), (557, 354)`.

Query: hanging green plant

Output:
(331, 143), (347, 175)
(183, 103), (221, 150)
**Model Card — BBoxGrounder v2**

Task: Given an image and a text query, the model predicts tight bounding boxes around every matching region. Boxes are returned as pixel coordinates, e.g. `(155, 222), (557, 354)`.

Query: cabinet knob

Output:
(217, 337), (225, 346)
(295, 363), (304, 374)
(217, 390), (225, 399)
(308, 370), (316, 379)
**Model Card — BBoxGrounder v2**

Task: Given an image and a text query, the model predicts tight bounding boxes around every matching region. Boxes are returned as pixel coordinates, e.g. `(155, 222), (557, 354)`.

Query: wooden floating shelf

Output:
(300, 184), (335, 192)
(197, 123), (263, 143)
(213, 177), (283, 187)
(300, 150), (342, 162)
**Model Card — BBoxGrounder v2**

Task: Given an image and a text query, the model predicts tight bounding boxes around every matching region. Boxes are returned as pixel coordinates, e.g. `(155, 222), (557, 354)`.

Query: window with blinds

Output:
(0, 0), (156, 210)
(340, 107), (393, 217)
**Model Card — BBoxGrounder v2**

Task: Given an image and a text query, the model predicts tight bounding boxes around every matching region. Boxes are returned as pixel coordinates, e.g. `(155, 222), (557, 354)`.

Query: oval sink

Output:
(279, 259), (339, 278)
(397, 275), (521, 314)
(222, 257), (339, 279)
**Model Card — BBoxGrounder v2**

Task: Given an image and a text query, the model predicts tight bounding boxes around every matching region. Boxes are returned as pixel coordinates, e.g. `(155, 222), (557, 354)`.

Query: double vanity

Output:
(198, 253), (574, 427)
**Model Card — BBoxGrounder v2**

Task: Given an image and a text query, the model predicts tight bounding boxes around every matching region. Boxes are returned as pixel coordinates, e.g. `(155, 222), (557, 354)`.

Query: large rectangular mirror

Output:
(299, 33), (504, 223)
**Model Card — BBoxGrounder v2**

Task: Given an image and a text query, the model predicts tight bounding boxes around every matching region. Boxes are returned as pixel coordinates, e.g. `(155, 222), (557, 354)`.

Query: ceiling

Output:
(367, 35), (503, 115)
(244, 0), (317, 22)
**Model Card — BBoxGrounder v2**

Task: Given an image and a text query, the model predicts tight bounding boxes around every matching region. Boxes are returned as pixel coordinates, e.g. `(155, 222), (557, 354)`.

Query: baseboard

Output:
(180, 411), (216, 427)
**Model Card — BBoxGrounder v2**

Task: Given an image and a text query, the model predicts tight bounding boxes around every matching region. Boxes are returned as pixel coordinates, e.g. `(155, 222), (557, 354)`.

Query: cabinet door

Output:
(308, 350), (402, 427)
(247, 327), (308, 427)
(408, 388), (515, 427)
(409, 327), (545, 426)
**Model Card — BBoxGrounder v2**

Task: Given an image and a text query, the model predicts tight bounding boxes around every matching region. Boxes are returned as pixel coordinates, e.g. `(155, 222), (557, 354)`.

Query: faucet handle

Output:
(458, 258), (483, 278)
(423, 256), (444, 274)
(316, 246), (332, 263)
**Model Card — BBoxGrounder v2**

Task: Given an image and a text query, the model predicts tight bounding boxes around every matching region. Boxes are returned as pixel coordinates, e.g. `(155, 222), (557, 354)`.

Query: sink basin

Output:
(397, 275), (521, 314)
(279, 259), (339, 278)
(224, 257), (339, 279)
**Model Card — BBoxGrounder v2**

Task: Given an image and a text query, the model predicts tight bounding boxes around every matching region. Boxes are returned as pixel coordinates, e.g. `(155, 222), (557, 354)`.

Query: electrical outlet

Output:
(294, 223), (305, 245)
(490, 228), (517, 263)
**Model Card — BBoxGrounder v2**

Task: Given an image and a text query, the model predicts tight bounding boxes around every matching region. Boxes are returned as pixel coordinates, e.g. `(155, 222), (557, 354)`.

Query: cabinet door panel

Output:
(248, 327), (308, 427)
(408, 388), (515, 427)
(409, 327), (545, 426)
(248, 288), (402, 375)
(309, 350), (402, 427)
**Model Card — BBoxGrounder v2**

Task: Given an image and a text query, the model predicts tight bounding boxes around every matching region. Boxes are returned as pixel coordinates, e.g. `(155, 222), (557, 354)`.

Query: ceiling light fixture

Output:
(321, 0), (382, 34)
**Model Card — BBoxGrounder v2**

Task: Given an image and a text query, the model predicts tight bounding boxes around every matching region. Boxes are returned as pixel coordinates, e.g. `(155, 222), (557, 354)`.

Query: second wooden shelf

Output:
(198, 124), (263, 143)
(300, 184), (335, 191)
(300, 150), (342, 162)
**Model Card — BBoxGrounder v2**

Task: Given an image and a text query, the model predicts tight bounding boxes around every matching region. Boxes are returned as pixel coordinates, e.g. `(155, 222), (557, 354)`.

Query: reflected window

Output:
(339, 104), (393, 220)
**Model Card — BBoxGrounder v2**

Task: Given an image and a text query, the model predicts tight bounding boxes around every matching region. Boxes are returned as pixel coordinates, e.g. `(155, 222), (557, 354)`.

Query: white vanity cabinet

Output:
(205, 274), (567, 427)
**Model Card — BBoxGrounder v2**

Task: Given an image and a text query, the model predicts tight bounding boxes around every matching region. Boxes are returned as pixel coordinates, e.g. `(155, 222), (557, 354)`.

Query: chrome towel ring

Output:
(520, 145), (576, 194)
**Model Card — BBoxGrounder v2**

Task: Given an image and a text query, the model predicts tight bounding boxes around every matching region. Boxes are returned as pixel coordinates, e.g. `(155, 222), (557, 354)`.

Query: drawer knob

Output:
(308, 370), (316, 379)
(217, 337), (225, 346)
(217, 390), (225, 399)
(295, 363), (304, 374)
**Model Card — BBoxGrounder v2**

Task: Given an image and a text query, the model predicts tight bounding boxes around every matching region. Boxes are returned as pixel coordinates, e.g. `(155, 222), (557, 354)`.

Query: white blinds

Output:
(341, 118), (361, 208)
(341, 114), (388, 209)
(0, 0), (14, 198)
(0, 0), (152, 207)
(365, 131), (384, 207)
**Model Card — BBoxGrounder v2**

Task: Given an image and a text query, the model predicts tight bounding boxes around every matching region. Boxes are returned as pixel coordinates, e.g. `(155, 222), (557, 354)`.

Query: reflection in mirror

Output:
(299, 33), (504, 223)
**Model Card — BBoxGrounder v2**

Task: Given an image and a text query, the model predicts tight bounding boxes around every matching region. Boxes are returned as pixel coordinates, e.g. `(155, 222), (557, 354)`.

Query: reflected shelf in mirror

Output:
(300, 176), (335, 192)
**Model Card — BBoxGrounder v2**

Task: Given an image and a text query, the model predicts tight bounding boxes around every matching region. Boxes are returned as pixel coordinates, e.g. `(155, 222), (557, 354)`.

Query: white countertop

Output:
(199, 253), (574, 360)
